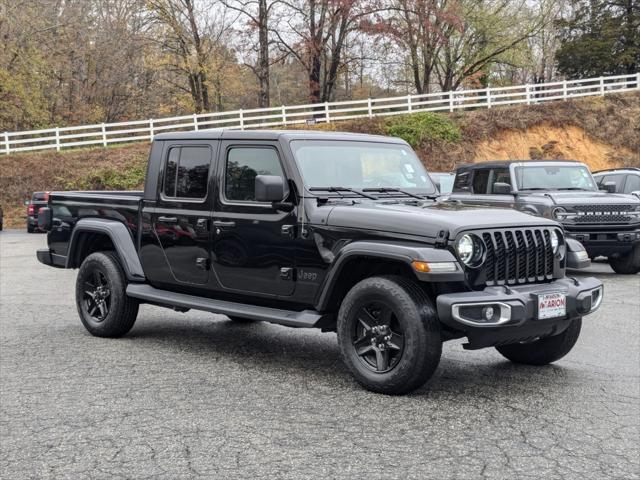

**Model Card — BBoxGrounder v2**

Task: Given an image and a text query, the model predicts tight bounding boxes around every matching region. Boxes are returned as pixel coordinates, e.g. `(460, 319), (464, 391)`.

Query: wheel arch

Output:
(67, 219), (145, 282)
(314, 241), (460, 313)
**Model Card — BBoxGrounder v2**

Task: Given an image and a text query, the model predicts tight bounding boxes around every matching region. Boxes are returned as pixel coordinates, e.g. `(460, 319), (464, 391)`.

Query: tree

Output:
(435, 0), (552, 91)
(556, 0), (640, 78)
(223, 0), (280, 107)
(273, 0), (379, 103)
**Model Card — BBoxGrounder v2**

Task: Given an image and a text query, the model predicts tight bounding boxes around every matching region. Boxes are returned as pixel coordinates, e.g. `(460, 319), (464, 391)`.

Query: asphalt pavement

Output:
(1, 230), (638, 479)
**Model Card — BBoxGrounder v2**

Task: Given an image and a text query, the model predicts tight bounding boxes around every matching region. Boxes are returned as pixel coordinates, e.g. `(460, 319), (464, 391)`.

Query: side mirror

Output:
(492, 182), (513, 195)
(602, 181), (617, 193)
(255, 175), (286, 203)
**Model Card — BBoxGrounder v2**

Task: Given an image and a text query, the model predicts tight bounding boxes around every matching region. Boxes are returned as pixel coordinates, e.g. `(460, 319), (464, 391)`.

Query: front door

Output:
(150, 142), (214, 286)
(211, 142), (296, 297)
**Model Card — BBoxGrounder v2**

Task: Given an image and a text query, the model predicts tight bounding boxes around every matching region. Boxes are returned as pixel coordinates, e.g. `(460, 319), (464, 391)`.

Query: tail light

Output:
(27, 204), (35, 215)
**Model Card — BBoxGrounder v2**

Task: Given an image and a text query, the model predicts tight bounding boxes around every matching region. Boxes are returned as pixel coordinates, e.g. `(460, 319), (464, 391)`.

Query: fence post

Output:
(408, 95), (413, 113)
(486, 88), (491, 109)
(55, 127), (60, 152)
(239, 110), (244, 130)
(282, 106), (287, 125)
(525, 84), (531, 105)
(3, 132), (8, 155)
(367, 98), (372, 118)
(101, 123), (107, 147)
(149, 119), (154, 141)
(637, 72), (640, 90)
(324, 102), (330, 123)
(562, 80), (568, 100)
(599, 76), (605, 96)
(449, 91), (454, 112)
(193, 114), (199, 131)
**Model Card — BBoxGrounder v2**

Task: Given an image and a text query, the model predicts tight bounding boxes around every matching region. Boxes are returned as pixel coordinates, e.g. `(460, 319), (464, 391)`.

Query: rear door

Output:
(148, 142), (215, 286)
(210, 141), (296, 297)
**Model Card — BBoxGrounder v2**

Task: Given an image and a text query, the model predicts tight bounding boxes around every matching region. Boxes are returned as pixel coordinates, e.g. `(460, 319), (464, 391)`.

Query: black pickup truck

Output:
(448, 161), (640, 274)
(36, 131), (603, 394)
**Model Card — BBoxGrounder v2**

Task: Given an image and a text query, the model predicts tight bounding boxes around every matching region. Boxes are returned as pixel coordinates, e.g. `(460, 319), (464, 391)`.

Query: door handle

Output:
(158, 216), (178, 223)
(213, 220), (236, 228)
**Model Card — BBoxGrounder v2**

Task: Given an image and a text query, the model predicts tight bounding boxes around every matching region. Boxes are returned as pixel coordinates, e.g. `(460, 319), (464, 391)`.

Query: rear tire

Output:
(496, 318), (582, 365)
(608, 245), (640, 274)
(337, 275), (442, 395)
(75, 251), (139, 338)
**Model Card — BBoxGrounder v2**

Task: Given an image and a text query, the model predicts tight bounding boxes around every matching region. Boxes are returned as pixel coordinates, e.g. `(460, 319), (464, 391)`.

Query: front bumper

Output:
(564, 227), (640, 257)
(436, 276), (603, 349)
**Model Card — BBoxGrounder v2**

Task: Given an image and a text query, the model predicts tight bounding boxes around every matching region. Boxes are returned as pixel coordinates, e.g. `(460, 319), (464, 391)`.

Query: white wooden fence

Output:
(2, 73), (639, 155)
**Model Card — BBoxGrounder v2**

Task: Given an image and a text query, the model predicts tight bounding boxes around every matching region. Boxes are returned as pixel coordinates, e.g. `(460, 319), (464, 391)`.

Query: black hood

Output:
(323, 201), (557, 239)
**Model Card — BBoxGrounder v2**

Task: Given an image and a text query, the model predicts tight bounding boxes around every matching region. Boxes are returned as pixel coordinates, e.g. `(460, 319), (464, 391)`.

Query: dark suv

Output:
(449, 160), (640, 274)
(36, 131), (602, 394)
(593, 168), (640, 196)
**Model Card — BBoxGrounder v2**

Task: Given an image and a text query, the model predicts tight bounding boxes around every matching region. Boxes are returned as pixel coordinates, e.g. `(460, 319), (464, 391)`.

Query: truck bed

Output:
(48, 190), (143, 259)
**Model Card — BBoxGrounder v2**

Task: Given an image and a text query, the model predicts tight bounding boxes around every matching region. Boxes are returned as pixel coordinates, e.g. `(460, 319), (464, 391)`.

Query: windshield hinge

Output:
(434, 230), (449, 248)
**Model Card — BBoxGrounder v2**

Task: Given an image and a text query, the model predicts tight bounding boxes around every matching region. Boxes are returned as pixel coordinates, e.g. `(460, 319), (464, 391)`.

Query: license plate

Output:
(537, 293), (566, 320)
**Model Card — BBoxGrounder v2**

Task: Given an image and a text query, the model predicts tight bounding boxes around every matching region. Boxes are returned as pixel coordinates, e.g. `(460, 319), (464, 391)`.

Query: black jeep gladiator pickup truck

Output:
(448, 161), (640, 274)
(36, 131), (603, 394)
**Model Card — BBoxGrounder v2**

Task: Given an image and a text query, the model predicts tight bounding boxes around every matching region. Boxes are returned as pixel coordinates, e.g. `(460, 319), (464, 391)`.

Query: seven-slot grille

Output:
(572, 204), (635, 224)
(481, 228), (555, 285)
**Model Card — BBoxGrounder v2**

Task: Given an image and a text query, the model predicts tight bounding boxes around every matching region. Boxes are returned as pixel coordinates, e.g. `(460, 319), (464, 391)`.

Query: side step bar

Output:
(126, 284), (328, 328)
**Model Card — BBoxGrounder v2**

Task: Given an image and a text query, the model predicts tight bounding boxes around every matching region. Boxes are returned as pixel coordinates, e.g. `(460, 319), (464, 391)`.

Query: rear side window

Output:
(472, 169), (490, 194)
(163, 146), (212, 199)
(225, 147), (284, 202)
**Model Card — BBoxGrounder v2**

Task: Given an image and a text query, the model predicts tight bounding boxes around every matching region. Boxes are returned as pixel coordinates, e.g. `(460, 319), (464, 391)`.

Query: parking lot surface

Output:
(1, 230), (638, 479)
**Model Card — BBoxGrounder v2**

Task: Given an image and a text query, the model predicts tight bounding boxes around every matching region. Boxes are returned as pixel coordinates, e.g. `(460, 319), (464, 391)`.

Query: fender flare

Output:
(67, 218), (145, 281)
(315, 240), (462, 311)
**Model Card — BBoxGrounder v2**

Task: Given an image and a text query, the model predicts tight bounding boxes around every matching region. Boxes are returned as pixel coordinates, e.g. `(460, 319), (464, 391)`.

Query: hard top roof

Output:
(455, 159), (584, 171)
(153, 129), (407, 144)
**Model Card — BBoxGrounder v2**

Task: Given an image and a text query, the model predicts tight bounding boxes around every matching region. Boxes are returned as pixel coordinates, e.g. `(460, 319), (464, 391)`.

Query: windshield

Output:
(290, 140), (436, 194)
(515, 165), (597, 191)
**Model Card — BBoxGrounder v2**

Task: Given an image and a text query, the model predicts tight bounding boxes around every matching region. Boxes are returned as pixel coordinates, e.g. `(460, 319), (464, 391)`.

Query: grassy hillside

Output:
(1, 92), (638, 228)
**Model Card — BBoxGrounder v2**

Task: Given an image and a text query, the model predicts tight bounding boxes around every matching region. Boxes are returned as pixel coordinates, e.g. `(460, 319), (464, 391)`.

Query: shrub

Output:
(385, 112), (461, 147)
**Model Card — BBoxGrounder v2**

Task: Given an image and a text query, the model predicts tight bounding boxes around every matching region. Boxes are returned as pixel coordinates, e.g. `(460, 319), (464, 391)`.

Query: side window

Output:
(489, 168), (511, 194)
(225, 147), (284, 202)
(163, 146), (211, 199)
(603, 174), (624, 192)
(624, 174), (640, 193)
(453, 172), (471, 192)
(472, 169), (490, 194)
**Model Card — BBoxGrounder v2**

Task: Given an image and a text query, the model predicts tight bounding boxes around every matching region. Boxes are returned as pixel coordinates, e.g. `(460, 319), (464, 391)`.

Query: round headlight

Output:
(456, 234), (484, 267)
(552, 207), (566, 219)
(550, 230), (559, 253)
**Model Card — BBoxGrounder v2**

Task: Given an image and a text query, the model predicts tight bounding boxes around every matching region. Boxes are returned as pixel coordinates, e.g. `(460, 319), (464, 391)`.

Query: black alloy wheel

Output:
(351, 301), (405, 373)
(82, 269), (112, 322)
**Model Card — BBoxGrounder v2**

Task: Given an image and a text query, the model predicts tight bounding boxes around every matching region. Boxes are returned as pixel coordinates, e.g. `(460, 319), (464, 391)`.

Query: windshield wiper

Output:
(309, 186), (379, 200)
(362, 187), (432, 200)
(519, 187), (551, 191)
(556, 187), (591, 191)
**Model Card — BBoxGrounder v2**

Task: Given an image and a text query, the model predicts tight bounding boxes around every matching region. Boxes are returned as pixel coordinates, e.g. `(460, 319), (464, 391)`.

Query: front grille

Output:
(481, 228), (555, 285)
(571, 204), (636, 224)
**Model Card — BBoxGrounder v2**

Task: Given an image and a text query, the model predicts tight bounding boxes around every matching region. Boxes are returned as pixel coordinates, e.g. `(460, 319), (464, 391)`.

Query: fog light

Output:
(482, 306), (494, 321)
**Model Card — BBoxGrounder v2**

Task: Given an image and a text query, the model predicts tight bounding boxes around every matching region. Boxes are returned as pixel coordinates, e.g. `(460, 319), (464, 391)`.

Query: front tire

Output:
(496, 318), (582, 365)
(608, 245), (640, 274)
(75, 251), (139, 338)
(337, 276), (442, 395)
